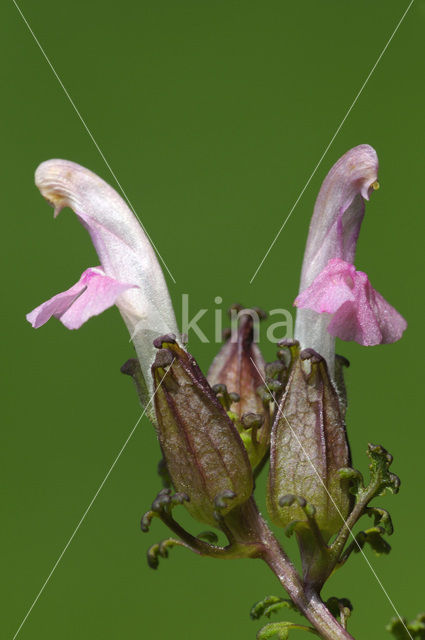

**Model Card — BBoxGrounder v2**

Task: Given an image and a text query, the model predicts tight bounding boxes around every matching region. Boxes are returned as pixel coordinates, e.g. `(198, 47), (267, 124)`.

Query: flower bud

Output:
(152, 336), (254, 527)
(267, 347), (351, 540)
(207, 308), (270, 469)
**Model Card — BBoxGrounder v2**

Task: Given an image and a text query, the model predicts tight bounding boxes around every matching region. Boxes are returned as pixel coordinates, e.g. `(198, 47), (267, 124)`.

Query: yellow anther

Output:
(371, 180), (380, 191)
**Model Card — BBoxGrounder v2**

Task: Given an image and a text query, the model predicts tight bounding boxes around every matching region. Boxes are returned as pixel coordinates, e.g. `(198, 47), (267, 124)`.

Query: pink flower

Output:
(26, 160), (179, 399)
(294, 145), (406, 372)
(294, 258), (407, 346)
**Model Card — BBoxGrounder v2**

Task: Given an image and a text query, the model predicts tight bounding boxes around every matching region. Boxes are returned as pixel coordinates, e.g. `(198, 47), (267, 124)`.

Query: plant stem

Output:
(262, 539), (354, 639)
(227, 499), (355, 640)
(329, 483), (377, 565)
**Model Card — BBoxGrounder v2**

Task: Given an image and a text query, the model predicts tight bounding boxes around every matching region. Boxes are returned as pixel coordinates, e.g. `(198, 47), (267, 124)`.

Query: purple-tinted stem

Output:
(227, 499), (355, 640)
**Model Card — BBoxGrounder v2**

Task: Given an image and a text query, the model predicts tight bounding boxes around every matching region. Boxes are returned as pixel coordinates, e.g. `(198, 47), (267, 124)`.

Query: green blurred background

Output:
(1, 1), (423, 638)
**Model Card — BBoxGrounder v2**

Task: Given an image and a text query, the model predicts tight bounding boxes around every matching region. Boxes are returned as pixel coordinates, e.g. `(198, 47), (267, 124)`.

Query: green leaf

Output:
(367, 444), (400, 497)
(386, 613), (425, 639)
(366, 507), (394, 536)
(250, 596), (297, 620)
(355, 528), (391, 556)
(338, 467), (364, 496)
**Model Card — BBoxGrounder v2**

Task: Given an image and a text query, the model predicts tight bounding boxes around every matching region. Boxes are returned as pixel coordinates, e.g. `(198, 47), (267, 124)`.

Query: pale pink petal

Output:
(328, 271), (384, 345)
(361, 275), (407, 344)
(26, 280), (85, 329)
(326, 300), (362, 342)
(26, 267), (136, 330)
(294, 258), (356, 314)
(295, 259), (407, 346)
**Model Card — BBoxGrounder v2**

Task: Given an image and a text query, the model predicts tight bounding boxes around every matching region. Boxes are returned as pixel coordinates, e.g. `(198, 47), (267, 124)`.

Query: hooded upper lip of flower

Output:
(293, 144), (407, 375)
(26, 159), (179, 399)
